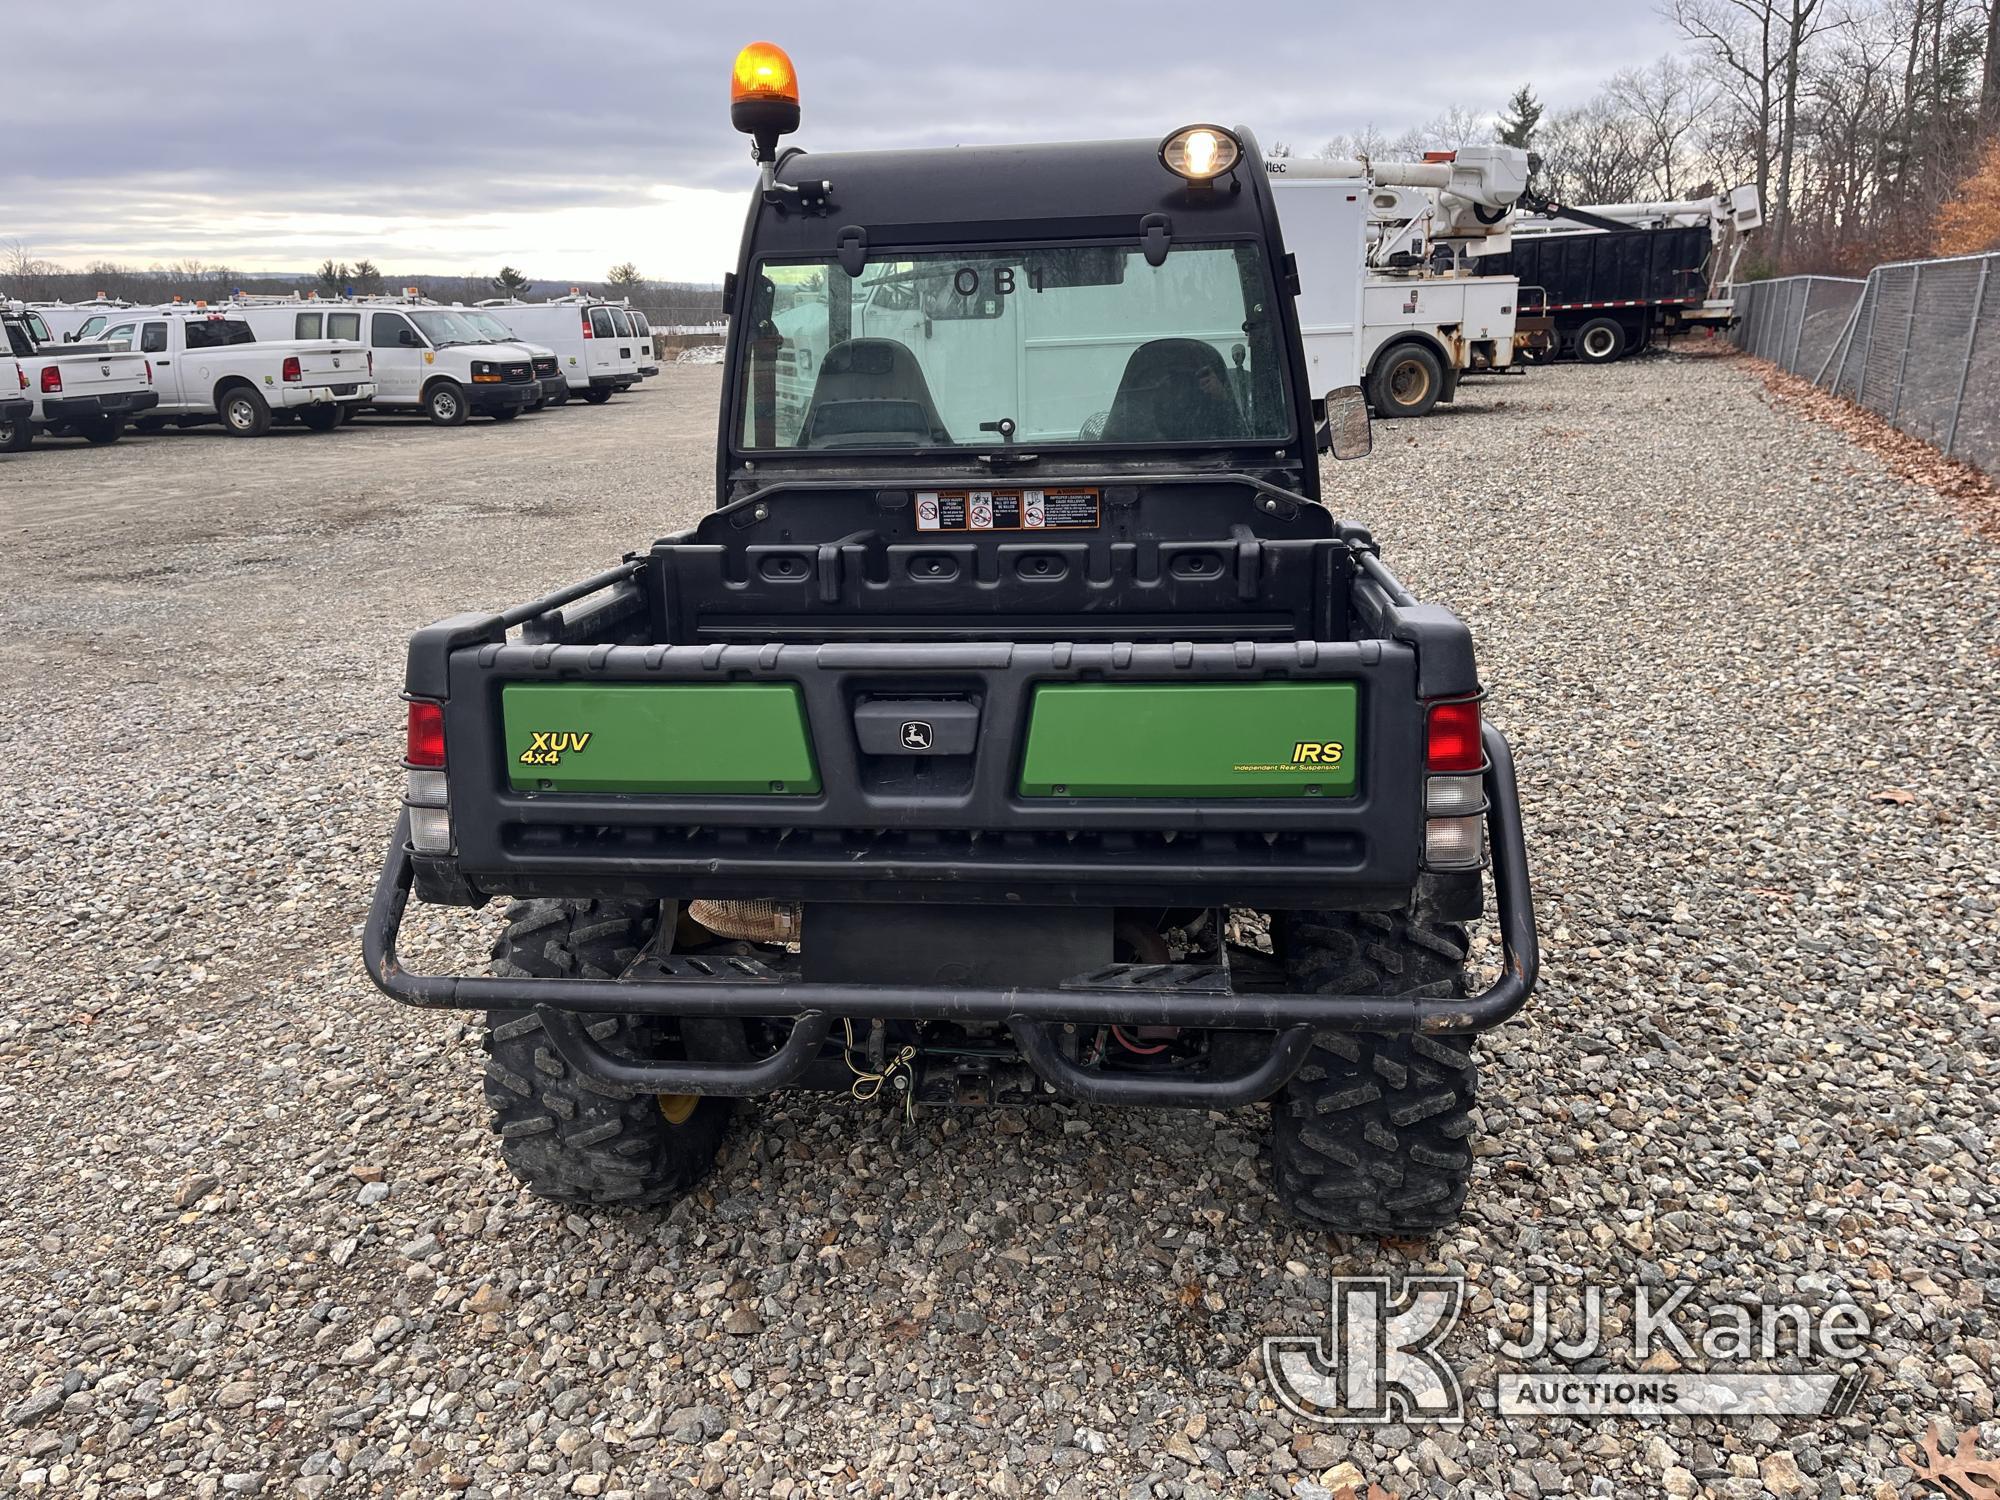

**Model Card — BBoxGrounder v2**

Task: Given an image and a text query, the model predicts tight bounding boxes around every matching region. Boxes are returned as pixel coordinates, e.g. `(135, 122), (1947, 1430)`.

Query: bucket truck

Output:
(1268, 145), (1535, 418)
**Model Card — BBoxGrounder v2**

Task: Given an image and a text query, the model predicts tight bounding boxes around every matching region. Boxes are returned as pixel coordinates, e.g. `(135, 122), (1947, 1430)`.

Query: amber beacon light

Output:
(731, 41), (800, 162)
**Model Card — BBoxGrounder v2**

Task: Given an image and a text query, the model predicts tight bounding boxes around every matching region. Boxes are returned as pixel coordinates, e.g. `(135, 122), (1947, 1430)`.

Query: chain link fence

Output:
(1732, 253), (2000, 476)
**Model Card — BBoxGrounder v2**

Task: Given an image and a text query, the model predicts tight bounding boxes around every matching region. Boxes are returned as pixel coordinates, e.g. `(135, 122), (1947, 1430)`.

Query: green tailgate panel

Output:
(1019, 682), (1360, 798)
(503, 683), (819, 795)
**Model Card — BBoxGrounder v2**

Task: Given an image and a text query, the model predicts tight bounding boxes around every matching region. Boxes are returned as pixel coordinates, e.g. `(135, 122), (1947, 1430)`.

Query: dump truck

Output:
(362, 46), (1539, 1235)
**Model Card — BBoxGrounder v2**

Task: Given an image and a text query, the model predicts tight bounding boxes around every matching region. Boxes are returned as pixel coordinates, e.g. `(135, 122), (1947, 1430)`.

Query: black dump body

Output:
(1488, 224), (1713, 341)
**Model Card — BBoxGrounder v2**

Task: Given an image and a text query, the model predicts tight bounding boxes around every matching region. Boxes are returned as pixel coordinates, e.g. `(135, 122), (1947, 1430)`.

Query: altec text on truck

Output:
(91, 308), (374, 436)
(362, 46), (1538, 1237)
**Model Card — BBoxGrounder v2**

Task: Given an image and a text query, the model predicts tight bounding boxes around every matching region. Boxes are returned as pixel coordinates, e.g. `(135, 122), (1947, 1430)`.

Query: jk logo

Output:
(1265, 1276), (1465, 1425)
(900, 720), (934, 750)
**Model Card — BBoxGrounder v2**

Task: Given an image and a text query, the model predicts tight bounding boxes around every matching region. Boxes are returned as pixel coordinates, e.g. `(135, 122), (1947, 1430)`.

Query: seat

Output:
(1099, 338), (1248, 443)
(797, 338), (953, 447)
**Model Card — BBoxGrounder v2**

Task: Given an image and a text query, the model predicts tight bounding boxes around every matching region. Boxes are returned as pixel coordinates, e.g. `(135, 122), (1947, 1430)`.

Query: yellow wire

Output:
(841, 1019), (916, 1105)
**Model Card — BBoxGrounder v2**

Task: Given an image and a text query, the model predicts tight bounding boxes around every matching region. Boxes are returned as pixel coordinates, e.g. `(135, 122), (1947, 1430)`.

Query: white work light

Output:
(1160, 125), (1242, 182)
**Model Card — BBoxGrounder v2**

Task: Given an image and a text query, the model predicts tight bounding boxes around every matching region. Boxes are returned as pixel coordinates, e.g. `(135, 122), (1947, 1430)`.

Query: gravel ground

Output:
(0, 354), (1995, 1499)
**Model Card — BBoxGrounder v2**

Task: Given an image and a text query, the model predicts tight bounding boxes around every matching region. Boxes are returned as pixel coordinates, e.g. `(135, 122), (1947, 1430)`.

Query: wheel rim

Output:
(1389, 357), (1433, 406)
(434, 390), (459, 420)
(1583, 327), (1617, 358)
(228, 397), (254, 430)
(657, 1094), (699, 1125)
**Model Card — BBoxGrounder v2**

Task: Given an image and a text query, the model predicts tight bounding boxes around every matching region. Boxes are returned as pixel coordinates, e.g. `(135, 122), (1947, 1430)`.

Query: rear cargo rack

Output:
(363, 726), (1538, 1102)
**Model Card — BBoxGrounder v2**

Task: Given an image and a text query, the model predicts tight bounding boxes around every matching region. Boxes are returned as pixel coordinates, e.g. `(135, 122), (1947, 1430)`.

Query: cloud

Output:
(0, 0), (1676, 278)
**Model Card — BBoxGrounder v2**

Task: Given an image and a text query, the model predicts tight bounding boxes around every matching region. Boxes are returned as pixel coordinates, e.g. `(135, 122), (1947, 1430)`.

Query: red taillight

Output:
(282, 356), (302, 382)
(144, 360), (153, 385)
(40, 366), (61, 394)
(1425, 700), (1483, 773)
(406, 700), (446, 768)
(581, 311), (594, 339)
(15, 365), (25, 391)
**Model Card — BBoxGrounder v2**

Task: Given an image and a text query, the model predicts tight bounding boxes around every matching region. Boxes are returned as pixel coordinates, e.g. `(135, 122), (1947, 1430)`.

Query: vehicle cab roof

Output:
(752, 136), (1279, 257)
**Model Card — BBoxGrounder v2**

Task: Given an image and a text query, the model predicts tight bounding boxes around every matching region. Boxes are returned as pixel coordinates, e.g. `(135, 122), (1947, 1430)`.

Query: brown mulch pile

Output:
(1737, 351), (2000, 537)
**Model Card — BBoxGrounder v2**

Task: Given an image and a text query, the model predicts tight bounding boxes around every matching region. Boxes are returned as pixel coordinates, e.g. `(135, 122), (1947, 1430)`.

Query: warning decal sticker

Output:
(914, 488), (1100, 532)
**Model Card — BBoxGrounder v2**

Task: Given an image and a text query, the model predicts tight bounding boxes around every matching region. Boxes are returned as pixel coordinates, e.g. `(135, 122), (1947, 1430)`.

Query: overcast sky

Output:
(2, 1), (1679, 283)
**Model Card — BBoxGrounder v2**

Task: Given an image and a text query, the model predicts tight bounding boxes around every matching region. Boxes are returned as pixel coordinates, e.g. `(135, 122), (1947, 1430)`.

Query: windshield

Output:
(75, 316), (107, 340)
(463, 311), (517, 343)
(736, 241), (1288, 451)
(410, 309), (492, 347)
(25, 312), (52, 346)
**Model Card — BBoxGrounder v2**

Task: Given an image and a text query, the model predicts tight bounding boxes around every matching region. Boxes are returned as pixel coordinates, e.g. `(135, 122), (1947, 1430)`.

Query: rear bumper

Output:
(638, 363), (661, 377)
(361, 724), (1538, 1098)
(0, 398), (29, 425)
(277, 381), (377, 409)
(43, 390), (159, 422)
(588, 375), (638, 393)
(468, 381), (537, 415)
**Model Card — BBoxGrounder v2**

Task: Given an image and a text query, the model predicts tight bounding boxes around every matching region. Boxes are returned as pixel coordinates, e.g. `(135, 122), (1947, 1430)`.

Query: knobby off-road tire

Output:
(1269, 909), (1480, 1236)
(484, 898), (733, 1208)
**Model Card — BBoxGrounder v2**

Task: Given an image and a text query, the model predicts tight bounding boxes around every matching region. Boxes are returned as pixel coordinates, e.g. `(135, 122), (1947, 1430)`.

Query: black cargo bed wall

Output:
(647, 484), (1360, 646)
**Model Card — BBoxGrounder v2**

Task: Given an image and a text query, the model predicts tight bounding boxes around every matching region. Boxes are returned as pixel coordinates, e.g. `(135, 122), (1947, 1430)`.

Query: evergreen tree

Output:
(1497, 84), (1543, 148)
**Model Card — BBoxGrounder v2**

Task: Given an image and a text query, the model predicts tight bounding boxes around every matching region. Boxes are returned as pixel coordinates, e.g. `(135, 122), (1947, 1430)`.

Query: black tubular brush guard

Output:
(363, 725), (1538, 1107)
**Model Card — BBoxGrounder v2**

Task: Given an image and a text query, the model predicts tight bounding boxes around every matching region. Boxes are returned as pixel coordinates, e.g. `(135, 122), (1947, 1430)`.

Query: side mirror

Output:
(398, 329), (419, 347)
(1320, 385), (1372, 461)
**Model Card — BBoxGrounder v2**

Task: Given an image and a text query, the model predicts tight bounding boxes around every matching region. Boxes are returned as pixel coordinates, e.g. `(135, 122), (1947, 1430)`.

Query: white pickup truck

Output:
(92, 309), (375, 435)
(1, 357), (31, 442)
(2, 309), (158, 450)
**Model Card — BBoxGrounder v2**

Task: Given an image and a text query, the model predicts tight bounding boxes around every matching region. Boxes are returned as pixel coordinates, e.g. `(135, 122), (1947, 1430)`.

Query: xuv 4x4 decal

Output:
(518, 731), (591, 767)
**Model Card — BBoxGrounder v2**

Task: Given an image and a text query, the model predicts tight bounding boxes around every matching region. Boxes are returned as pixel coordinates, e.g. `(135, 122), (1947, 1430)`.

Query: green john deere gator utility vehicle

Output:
(364, 42), (1539, 1235)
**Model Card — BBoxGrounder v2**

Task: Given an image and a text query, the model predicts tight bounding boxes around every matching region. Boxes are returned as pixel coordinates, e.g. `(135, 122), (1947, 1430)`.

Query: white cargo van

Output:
(93, 308), (373, 435)
(238, 297), (539, 425)
(31, 299), (135, 343)
(627, 307), (661, 376)
(442, 306), (568, 408)
(473, 295), (639, 402)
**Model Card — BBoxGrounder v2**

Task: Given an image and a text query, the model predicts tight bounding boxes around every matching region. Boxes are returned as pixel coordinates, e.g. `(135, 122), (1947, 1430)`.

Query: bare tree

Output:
(1316, 124), (1395, 161)
(1670, 0), (1845, 259)
(1534, 96), (1652, 202)
(1613, 55), (1721, 198)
